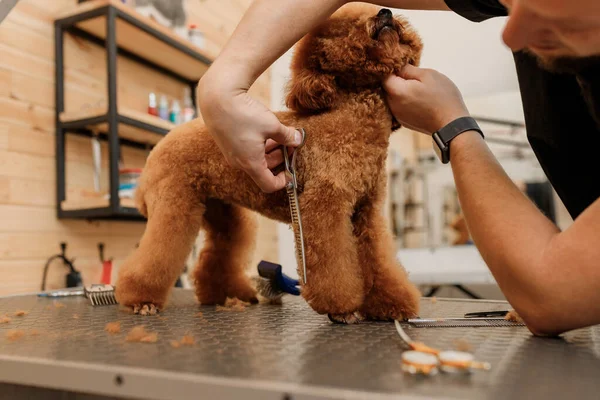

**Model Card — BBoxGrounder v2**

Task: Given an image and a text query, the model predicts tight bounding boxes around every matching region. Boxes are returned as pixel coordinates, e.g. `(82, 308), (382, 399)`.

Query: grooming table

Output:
(0, 290), (599, 400)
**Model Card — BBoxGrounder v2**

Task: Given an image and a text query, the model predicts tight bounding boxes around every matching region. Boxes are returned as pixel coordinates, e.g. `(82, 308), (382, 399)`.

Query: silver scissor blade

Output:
(283, 128), (307, 284)
(286, 184), (307, 284)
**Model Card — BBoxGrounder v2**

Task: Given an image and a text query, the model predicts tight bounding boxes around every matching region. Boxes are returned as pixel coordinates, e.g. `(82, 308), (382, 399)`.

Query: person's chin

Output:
(525, 47), (600, 75)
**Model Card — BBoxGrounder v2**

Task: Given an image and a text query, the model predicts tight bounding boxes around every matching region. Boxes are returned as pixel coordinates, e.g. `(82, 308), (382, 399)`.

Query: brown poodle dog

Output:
(115, 4), (423, 323)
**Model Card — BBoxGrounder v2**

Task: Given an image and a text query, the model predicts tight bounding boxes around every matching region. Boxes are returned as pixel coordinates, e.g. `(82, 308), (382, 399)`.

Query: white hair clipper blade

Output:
(283, 128), (307, 284)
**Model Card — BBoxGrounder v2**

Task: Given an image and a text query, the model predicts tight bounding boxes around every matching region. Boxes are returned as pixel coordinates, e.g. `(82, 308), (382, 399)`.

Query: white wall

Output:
(394, 9), (517, 97)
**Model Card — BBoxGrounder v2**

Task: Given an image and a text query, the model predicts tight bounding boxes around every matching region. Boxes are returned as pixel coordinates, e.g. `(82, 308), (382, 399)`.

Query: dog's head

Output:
(285, 4), (423, 113)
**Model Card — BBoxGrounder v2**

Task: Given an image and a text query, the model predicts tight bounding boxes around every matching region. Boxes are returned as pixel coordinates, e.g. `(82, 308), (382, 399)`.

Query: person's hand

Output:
(383, 65), (470, 134)
(198, 77), (302, 193)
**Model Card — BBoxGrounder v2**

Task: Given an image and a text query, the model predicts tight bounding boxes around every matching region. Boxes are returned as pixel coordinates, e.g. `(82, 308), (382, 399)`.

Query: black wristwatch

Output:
(432, 116), (484, 164)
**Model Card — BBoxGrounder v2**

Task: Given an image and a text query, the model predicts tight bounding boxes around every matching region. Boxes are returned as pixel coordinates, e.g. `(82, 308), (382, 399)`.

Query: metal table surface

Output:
(0, 289), (599, 400)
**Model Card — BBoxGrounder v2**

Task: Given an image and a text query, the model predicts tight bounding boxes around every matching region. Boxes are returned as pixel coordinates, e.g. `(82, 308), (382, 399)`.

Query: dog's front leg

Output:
(115, 195), (204, 315)
(298, 189), (365, 323)
(353, 198), (421, 321)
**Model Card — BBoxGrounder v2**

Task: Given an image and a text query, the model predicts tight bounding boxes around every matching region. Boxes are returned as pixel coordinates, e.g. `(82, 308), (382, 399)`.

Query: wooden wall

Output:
(0, 0), (277, 295)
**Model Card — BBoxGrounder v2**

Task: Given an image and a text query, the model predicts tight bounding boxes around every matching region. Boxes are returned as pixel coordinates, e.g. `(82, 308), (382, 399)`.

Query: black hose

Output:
(41, 254), (78, 291)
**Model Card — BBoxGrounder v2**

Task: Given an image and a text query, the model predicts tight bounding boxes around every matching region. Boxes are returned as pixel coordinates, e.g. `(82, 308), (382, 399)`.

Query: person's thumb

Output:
(398, 64), (425, 81)
(270, 124), (303, 147)
(383, 74), (410, 96)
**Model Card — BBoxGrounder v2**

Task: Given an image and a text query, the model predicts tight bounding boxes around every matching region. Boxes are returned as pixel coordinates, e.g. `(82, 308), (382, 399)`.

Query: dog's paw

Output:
(359, 295), (419, 322)
(328, 311), (364, 325)
(133, 303), (159, 316)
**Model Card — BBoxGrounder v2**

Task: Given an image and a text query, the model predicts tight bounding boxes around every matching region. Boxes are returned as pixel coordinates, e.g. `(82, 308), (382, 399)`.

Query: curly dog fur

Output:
(115, 3), (423, 322)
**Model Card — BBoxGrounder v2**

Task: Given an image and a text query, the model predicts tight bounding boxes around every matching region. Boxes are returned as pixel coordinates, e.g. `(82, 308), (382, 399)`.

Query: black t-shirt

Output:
(445, 0), (600, 219)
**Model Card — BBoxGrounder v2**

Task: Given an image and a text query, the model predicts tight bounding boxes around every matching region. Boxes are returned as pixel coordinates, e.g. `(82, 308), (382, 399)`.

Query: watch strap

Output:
(436, 116), (484, 143)
(432, 117), (484, 164)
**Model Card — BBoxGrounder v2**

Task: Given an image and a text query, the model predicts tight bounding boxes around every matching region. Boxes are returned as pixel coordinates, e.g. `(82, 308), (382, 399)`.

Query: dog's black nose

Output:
(378, 8), (392, 19)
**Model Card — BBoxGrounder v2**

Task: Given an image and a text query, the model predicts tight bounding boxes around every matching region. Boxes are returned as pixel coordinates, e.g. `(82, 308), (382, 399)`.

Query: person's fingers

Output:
(265, 148), (285, 169)
(265, 139), (280, 153)
(246, 164), (288, 193)
(398, 64), (426, 80)
(269, 124), (302, 147)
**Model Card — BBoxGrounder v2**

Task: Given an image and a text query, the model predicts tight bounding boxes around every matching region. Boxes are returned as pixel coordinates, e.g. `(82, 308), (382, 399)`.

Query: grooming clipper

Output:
(283, 128), (307, 284)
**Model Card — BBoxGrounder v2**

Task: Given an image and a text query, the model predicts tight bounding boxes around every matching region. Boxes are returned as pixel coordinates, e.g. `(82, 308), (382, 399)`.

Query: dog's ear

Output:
(285, 70), (338, 112)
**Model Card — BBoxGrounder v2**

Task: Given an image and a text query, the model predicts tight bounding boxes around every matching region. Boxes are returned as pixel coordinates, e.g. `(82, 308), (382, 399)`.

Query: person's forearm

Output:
(203, 0), (449, 89)
(449, 131), (562, 331)
(207, 0), (343, 88)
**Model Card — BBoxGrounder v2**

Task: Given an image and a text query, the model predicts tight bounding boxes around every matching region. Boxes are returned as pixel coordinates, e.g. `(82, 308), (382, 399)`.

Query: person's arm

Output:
(384, 66), (600, 336)
(205, 0), (447, 87)
(198, 0), (449, 192)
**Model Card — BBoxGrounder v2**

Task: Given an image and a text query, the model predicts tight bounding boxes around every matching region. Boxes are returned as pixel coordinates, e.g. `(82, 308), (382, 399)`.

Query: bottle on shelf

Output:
(182, 87), (195, 123)
(148, 92), (158, 116)
(170, 100), (181, 124)
(188, 24), (205, 49)
(158, 94), (169, 120)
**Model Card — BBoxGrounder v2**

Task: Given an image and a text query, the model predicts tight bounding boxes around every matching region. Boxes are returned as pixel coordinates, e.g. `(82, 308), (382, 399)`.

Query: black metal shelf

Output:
(60, 110), (172, 149)
(54, 0), (211, 221)
(60, 206), (145, 221)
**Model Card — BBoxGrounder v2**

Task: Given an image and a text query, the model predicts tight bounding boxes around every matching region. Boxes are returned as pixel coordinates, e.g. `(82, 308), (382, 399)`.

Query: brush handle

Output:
(257, 260), (300, 296)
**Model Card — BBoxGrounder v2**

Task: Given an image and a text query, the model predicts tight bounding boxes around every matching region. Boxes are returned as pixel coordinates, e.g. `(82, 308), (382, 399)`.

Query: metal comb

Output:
(283, 128), (307, 284)
(38, 284), (117, 306)
(407, 317), (525, 328)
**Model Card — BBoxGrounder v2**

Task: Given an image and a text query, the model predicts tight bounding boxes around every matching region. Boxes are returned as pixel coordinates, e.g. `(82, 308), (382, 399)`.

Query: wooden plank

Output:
(0, 258), (130, 295)
(0, 204), (147, 235)
(4, 123), (54, 158)
(0, 177), (55, 207)
(5, 6), (54, 37)
(0, 97), (54, 133)
(0, 19), (54, 61)
(0, 177), (9, 204)
(0, 44), (53, 83)
(0, 123), (8, 151)
(18, 0), (74, 16)
(0, 232), (140, 261)
(0, 149), (54, 181)
(0, 69), (9, 97)
(8, 68), (55, 109)
(61, 197), (136, 211)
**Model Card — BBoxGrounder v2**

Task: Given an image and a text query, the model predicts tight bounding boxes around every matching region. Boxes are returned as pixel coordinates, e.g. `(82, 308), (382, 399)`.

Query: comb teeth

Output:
(85, 285), (117, 306)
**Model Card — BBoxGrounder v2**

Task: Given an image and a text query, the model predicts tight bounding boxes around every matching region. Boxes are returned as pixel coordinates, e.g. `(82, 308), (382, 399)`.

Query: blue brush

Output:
(254, 260), (300, 301)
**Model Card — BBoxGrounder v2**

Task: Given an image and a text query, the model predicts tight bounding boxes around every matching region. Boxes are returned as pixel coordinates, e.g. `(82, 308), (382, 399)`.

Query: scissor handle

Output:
(283, 128), (306, 187)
